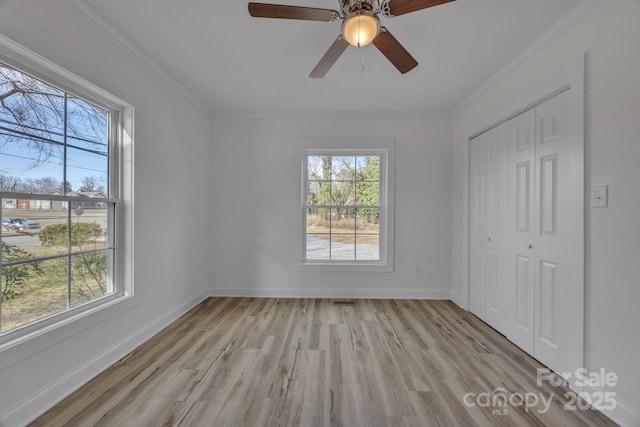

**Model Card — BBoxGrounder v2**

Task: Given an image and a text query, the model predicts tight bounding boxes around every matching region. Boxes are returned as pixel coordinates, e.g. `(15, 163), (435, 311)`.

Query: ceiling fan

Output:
(248, 0), (456, 78)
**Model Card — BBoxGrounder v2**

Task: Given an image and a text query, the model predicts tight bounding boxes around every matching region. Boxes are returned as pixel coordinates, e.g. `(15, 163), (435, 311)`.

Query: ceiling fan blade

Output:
(372, 28), (418, 74)
(385, 0), (456, 17)
(309, 36), (350, 78)
(248, 3), (339, 22)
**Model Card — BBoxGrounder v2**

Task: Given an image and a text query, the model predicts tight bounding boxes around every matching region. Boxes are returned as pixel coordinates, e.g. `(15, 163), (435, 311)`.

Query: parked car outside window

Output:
(8, 218), (41, 230)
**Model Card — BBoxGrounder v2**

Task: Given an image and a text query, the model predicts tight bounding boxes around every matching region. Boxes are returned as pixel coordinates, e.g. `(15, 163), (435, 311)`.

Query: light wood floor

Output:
(31, 298), (617, 426)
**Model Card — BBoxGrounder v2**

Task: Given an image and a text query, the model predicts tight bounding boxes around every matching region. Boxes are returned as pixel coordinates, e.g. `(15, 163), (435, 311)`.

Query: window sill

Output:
(0, 294), (136, 371)
(296, 262), (394, 273)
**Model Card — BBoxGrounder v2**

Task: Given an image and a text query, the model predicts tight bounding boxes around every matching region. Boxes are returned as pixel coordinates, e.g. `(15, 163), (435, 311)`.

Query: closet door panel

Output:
(505, 108), (536, 354)
(469, 133), (488, 319)
(485, 123), (508, 333)
(533, 90), (582, 378)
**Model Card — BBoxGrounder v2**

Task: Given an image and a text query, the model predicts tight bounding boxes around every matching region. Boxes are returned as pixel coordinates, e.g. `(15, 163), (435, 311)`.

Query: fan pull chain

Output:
(362, 48), (365, 72)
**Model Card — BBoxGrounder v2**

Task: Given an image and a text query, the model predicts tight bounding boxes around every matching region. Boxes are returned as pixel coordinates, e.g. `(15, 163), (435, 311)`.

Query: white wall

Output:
(210, 115), (452, 299)
(451, 0), (640, 420)
(0, 0), (212, 423)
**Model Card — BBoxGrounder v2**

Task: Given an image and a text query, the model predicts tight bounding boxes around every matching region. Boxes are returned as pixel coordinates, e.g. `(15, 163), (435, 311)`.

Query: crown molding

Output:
(62, 0), (213, 117)
(211, 109), (451, 121)
(452, 0), (605, 117)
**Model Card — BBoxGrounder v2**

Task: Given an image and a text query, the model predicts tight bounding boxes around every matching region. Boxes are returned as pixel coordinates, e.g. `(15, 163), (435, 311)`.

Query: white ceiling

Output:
(71, 0), (586, 116)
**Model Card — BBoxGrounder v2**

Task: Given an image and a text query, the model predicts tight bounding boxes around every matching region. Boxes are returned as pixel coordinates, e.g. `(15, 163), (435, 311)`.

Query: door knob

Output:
(488, 237), (492, 242)
(528, 244), (533, 249)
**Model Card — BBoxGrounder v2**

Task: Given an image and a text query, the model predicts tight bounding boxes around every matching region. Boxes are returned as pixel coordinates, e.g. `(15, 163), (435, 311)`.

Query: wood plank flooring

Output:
(31, 298), (617, 426)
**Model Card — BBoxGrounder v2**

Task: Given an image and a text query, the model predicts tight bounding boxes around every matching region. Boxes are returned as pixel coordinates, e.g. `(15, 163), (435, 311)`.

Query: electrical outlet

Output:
(415, 267), (422, 277)
(170, 279), (177, 292)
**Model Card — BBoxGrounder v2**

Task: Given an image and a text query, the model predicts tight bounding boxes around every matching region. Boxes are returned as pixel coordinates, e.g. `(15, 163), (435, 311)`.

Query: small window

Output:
(0, 57), (127, 340)
(297, 139), (394, 272)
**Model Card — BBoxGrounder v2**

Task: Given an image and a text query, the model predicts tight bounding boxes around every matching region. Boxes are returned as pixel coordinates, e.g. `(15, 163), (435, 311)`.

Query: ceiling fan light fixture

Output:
(342, 11), (380, 47)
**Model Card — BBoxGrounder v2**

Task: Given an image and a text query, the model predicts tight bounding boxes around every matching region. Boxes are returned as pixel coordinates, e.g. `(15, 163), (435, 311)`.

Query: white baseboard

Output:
(450, 291), (468, 310)
(209, 287), (451, 300)
(0, 291), (210, 427)
(582, 384), (640, 427)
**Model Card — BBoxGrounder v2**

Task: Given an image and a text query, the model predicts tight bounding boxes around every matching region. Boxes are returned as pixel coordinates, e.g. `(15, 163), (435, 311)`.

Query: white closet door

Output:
(533, 90), (584, 377)
(505, 108), (536, 354)
(469, 133), (488, 319)
(469, 61), (584, 387)
(485, 123), (508, 333)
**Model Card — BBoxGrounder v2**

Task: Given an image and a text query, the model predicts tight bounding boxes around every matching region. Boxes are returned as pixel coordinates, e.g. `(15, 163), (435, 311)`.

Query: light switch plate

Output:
(591, 185), (608, 208)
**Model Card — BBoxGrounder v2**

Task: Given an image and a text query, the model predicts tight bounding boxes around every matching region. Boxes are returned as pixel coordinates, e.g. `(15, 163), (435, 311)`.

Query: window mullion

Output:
(353, 155), (357, 261)
(328, 161), (333, 260)
(64, 93), (72, 310)
(63, 93), (69, 195)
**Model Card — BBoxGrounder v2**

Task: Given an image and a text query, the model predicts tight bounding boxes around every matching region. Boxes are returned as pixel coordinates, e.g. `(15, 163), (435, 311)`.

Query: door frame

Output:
(464, 54), (585, 392)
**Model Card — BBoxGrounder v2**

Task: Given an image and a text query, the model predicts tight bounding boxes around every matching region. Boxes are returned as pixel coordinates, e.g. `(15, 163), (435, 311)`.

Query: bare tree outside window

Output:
(0, 63), (109, 194)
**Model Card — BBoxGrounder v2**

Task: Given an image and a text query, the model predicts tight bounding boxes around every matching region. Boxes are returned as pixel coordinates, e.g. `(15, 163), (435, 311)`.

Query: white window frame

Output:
(0, 35), (134, 369)
(296, 138), (395, 272)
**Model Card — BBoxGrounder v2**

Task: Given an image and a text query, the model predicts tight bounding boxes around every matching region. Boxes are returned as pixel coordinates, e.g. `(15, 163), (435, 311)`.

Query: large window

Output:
(298, 140), (394, 272)
(0, 58), (124, 339)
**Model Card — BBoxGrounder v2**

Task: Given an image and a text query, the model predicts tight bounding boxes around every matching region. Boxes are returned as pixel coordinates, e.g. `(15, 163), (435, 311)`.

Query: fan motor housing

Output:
(341, 0), (376, 15)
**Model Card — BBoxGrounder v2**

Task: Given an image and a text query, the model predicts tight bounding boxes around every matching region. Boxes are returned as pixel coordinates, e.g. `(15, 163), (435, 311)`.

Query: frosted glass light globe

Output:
(342, 13), (380, 47)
